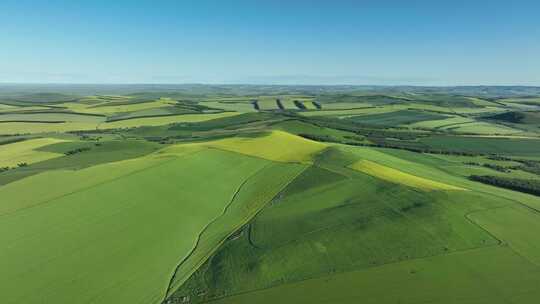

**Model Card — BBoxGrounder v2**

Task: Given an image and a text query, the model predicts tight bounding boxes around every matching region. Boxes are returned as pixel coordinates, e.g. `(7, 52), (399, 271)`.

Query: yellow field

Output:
(180, 131), (327, 163)
(349, 159), (465, 191)
(0, 138), (69, 168)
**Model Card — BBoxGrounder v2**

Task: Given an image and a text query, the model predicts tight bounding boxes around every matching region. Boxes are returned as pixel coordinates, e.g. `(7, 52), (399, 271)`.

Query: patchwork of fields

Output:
(1, 88), (540, 304)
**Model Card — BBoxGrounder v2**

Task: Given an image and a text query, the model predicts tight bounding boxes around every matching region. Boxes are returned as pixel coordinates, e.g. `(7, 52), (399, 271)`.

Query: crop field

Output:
(420, 136), (540, 156)
(199, 100), (256, 112)
(209, 246), (540, 304)
(349, 159), (465, 190)
(299, 106), (400, 117)
(442, 121), (523, 135)
(2, 86), (540, 304)
(0, 137), (69, 167)
(193, 131), (327, 163)
(410, 116), (475, 129)
(0, 148), (276, 303)
(59, 97), (178, 115)
(0, 112), (106, 123)
(0, 112), (240, 135)
(345, 110), (448, 126)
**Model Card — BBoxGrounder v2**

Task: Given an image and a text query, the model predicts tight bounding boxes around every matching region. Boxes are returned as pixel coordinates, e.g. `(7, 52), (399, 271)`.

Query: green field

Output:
(420, 136), (540, 156)
(0, 112), (106, 123)
(0, 148), (276, 303)
(0, 137), (69, 167)
(209, 246), (540, 304)
(0, 112), (240, 135)
(1, 86), (540, 304)
(345, 110), (448, 126)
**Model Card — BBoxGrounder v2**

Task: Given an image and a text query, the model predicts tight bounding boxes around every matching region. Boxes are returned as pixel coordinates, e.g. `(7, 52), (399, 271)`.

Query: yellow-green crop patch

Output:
(257, 98), (279, 110)
(410, 116), (474, 129)
(0, 137), (69, 168)
(194, 131), (327, 163)
(349, 159), (465, 191)
(0, 103), (18, 111)
(301, 101), (317, 109)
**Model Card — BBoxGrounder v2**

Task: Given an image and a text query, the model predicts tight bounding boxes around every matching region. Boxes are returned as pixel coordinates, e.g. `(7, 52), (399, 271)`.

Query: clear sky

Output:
(1, 0), (539, 85)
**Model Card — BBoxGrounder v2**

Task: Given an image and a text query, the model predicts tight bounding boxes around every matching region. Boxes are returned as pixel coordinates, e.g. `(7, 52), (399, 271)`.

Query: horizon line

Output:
(1, 82), (540, 88)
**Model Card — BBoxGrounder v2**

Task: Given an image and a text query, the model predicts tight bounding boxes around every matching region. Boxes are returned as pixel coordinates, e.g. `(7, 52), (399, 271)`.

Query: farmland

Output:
(1, 84), (540, 304)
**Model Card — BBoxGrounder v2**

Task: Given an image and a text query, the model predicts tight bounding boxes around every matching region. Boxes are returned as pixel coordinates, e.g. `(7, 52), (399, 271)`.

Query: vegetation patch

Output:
(469, 175), (540, 196)
(349, 159), (465, 190)
(198, 131), (327, 163)
(0, 137), (69, 168)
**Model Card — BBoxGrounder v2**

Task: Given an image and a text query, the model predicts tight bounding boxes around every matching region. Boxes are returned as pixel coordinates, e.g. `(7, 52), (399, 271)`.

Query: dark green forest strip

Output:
(469, 175), (540, 197)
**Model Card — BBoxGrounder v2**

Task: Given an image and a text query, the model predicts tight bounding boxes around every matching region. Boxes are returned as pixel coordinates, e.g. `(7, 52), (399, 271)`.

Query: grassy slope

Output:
(210, 246), (540, 304)
(0, 148), (270, 304)
(197, 131), (327, 163)
(0, 139), (161, 186)
(165, 160), (307, 298)
(0, 137), (69, 167)
(2, 93), (540, 304)
(172, 144), (520, 303)
(349, 159), (465, 190)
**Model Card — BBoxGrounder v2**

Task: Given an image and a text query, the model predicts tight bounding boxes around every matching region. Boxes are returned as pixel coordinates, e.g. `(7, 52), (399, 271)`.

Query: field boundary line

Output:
(162, 161), (275, 298)
(162, 162), (308, 302)
(0, 150), (203, 218)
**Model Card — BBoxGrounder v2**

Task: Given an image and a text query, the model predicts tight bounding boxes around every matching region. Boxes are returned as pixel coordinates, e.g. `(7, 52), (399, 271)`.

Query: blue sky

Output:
(1, 0), (539, 85)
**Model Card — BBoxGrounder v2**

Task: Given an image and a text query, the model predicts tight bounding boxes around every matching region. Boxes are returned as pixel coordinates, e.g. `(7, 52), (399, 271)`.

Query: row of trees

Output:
(469, 175), (540, 196)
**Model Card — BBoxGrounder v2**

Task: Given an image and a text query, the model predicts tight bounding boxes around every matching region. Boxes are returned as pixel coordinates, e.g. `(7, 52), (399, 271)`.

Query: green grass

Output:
(0, 148), (272, 304)
(299, 106), (400, 117)
(209, 246), (540, 304)
(0, 112), (241, 135)
(0, 137), (69, 167)
(0, 139), (161, 186)
(199, 100), (257, 112)
(420, 136), (540, 156)
(3, 90), (540, 304)
(410, 116), (474, 129)
(172, 145), (509, 303)
(443, 122), (522, 135)
(344, 110), (448, 126)
(166, 160), (307, 298)
(469, 205), (540, 265)
(272, 120), (361, 142)
(0, 112), (106, 123)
